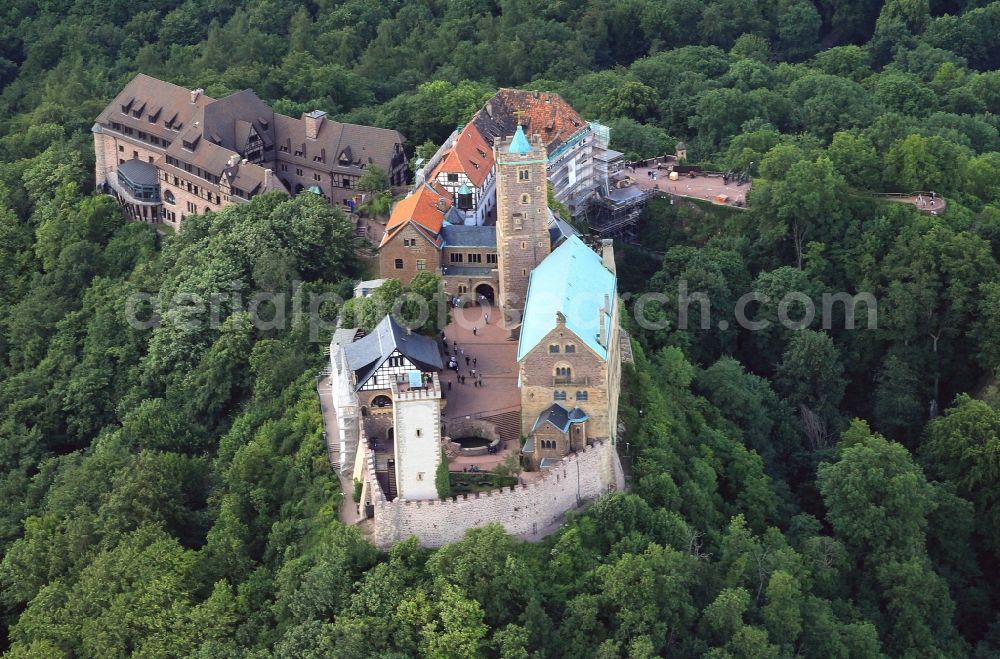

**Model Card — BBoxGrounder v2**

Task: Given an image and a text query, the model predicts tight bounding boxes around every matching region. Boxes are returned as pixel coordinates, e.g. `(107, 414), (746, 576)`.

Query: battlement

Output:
(390, 372), (441, 401)
(368, 438), (624, 548)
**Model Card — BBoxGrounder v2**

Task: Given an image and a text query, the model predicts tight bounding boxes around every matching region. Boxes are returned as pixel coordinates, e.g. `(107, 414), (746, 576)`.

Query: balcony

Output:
(553, 375), (590, 387)
(111, 159), (160, 204)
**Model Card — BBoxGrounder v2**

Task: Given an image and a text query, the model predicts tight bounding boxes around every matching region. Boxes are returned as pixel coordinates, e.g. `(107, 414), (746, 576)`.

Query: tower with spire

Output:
(494, 123), (551, 327)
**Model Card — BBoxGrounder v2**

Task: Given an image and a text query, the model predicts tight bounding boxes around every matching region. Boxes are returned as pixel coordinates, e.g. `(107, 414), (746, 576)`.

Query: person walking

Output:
(485, 312), (489, 324)
(448, 381), (452, 391)
(472, 357), (477, 367)
(472, 327), (477, 336)
(465, 356), (470, 367)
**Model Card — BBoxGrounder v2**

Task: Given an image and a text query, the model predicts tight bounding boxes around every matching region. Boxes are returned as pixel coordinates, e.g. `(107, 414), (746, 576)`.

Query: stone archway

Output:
(474, 282), (495, 306)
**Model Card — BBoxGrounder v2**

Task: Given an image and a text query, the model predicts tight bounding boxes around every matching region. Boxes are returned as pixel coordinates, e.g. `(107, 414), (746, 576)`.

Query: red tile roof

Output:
(382, 182), (452, 244)
(472, 88), (587, 154)
(429, 123), (494, 188)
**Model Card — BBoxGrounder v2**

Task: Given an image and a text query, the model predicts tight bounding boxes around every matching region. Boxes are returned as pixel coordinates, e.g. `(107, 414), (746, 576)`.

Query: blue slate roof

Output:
(517, 235), (616, 362)
(547, 209), (577, 248)
(531, 403), (589, 433)
(441, 224), (497, 248)
(508, 125), (532, 154)
(342, 315), (443, 390)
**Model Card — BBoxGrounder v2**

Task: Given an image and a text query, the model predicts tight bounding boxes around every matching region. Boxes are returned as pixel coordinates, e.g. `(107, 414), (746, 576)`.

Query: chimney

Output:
(190, 88), (203, 103)
(596, 294), (611, 348)
(601, 239), (616, 274)
(264, 168), (274, 189)
(304, 109), (326, 140)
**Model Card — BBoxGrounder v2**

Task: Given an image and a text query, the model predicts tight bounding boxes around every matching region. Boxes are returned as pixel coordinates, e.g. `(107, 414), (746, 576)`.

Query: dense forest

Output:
(2, 0), (1000, 656)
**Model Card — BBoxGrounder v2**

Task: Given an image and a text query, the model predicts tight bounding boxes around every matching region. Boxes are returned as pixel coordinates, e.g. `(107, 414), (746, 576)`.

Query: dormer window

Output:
(339, 147), (352, 165)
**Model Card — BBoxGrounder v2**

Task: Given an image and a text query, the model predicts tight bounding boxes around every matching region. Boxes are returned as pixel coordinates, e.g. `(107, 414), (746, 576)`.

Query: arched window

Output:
(564, 343), (576, 353)
(554, 365), (572, 383)
(520, 193), (531, 205)
(554, 390), (567, 401)
(372, 395), (393, 408)
(163, 189), (175, 204)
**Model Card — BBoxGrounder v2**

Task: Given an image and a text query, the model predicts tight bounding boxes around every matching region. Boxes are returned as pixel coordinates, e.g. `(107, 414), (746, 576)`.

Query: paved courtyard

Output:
(438, 304), (536, 476)
(440, 304), (520, 420)
(631, 166), (751, 207)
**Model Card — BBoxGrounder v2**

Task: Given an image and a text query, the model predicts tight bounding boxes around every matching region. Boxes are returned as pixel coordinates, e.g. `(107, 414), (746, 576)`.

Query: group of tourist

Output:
(443, 337), (484, 388)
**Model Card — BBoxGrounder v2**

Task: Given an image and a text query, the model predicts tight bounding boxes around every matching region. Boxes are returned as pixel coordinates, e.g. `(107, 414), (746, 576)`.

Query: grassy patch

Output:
(449, 472), (519, 495)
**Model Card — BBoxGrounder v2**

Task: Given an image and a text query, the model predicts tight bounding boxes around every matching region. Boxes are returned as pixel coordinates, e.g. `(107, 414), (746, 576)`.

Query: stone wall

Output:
(443, 418), (499, 443)
(369, 438), (624, 548)
(378, 222), (442, 285)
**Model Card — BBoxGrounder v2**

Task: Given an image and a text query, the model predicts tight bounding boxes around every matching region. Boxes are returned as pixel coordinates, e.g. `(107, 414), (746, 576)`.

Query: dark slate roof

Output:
(117, 158), (158, 186)
(341, 315), (443, 390)
(95, 73), (211, 143)
(273, 112), (405, 175)
(547, 209), (578, 248)
(531, 404), (589, 433)
(441, 265), (494, 277)
(441, 224), (497, 248)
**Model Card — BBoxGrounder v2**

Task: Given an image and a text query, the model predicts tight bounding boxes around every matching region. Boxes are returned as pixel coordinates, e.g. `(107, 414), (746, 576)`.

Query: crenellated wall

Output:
(369, 438), (624, 548)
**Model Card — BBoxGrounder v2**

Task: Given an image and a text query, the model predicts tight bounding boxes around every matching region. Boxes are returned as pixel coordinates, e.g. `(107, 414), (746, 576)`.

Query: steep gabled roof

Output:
(384, 181), (453, 236)
(531, 403), (589, 433)
(429, 123), (494, 188)
(96, 73), (211, 142)
(341, 315), (443, 390)
(272, 112), (405, 173)
(472, 88), (587, 155)
(517, 235), (617, 362)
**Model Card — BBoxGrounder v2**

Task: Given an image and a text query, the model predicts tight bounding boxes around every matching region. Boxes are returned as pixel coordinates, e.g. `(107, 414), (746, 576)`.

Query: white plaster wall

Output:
(393, 397), (441, 501)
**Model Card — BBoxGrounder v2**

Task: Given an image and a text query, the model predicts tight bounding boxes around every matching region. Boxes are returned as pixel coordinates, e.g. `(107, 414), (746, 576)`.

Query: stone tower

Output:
(391, 372), (443, 501)
(494, 125), (550, 327)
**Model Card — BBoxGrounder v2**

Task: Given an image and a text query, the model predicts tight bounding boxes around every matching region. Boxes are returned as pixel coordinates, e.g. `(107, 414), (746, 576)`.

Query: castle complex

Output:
(322, 90), (627, 548)
(94, 75), (628, 547)
(93, 74), (407, 230)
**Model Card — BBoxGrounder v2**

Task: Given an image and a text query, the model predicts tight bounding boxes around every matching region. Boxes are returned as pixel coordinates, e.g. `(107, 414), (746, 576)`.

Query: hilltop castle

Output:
(323, 91), (627, 547)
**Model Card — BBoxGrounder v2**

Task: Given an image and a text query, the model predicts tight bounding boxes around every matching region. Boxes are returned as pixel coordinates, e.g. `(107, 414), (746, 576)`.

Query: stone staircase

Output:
(482, 409), (522, 444)
(385, 460), (397, 499)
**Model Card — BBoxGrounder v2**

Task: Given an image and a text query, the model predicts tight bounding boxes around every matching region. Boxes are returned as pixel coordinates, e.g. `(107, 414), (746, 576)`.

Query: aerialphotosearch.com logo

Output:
(122, 279), (878, 338)
(123, 281), (452, 341)
(626, 281), (878, 332)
